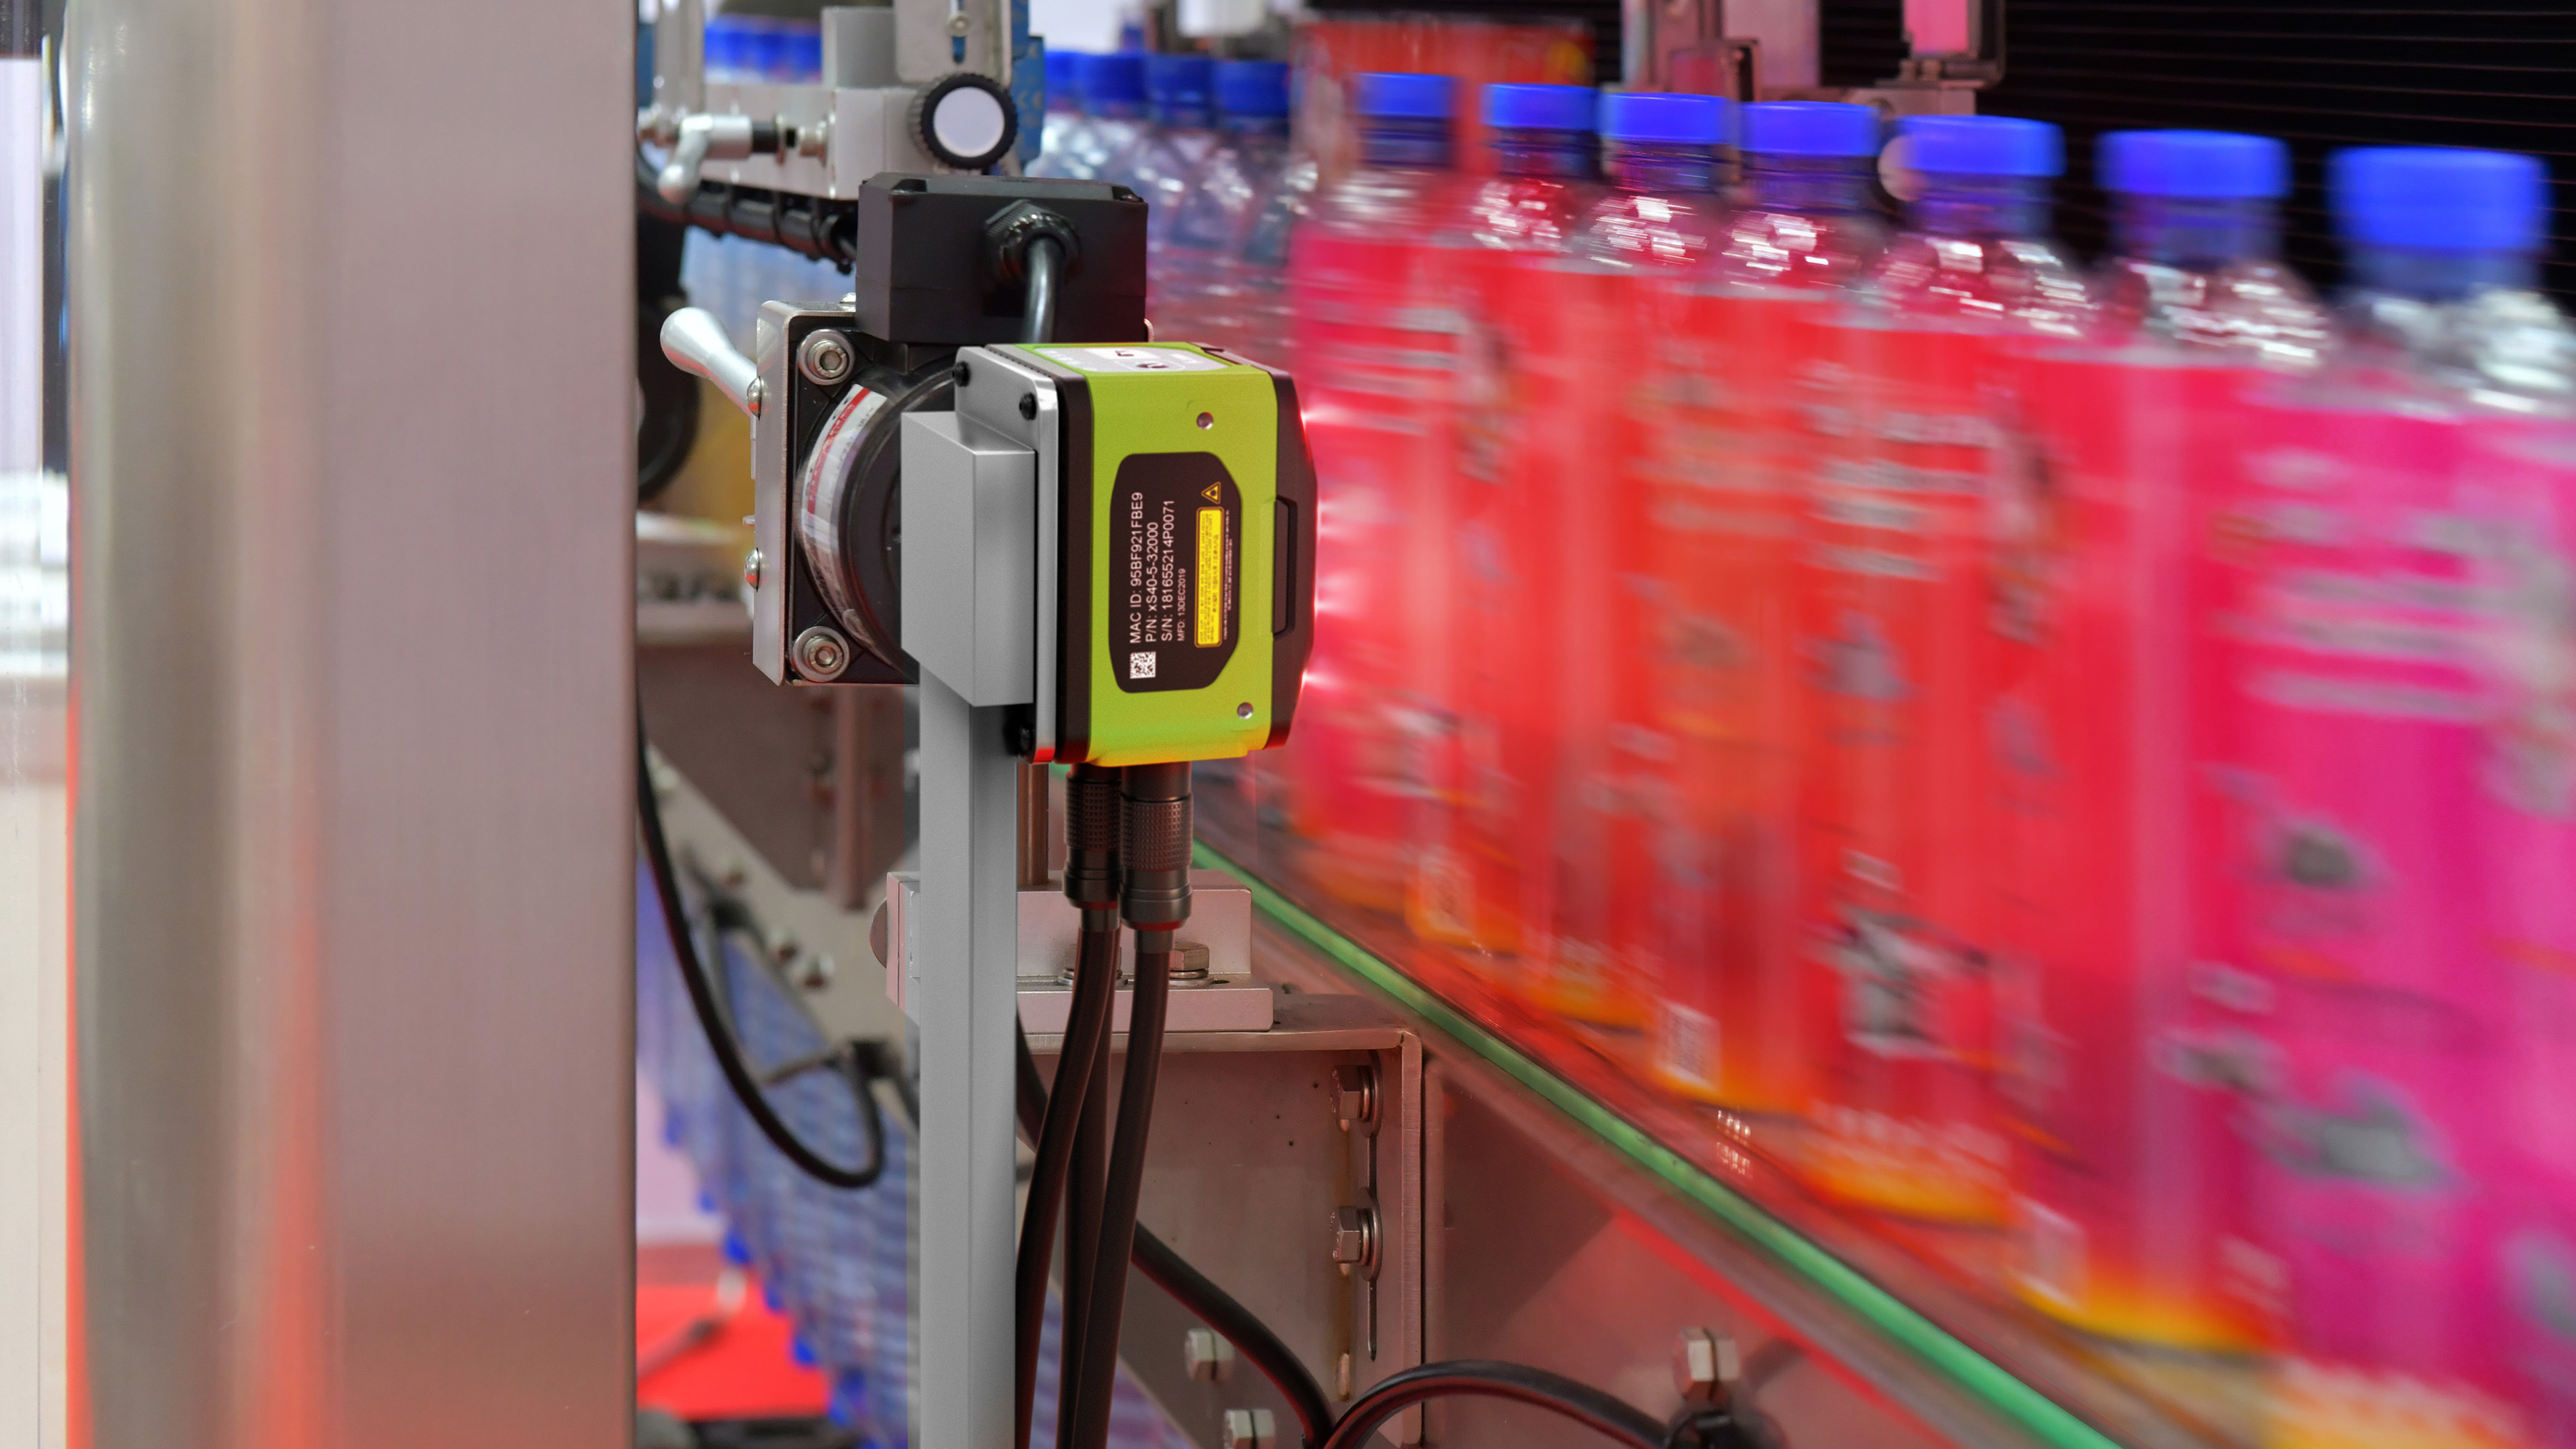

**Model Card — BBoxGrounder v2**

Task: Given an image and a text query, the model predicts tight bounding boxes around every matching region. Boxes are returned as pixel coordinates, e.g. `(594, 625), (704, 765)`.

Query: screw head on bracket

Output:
(743, 548), (764, 591)
(1019, 392), (1038, 421)
(797, 329), (856, 387)
(793, 625), (852, 682)
(1672, 1327), (1740, 1405)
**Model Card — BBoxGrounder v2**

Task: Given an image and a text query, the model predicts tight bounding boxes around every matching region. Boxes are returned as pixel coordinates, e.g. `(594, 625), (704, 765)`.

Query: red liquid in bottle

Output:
(1286, 86), (1467, 916)
(2001, 166), (2330, 1347)
(1640, 119), (1888, 1113)
(1416, 99), (1601, 967)
(1794, 129), (2092, 1224)
(1511, 103), (1733, 1033)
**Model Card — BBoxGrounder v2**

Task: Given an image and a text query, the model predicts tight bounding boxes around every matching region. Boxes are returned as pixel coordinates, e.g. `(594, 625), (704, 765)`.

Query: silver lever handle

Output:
(660, 307), (763, 417)
(655, 112), (757, 205)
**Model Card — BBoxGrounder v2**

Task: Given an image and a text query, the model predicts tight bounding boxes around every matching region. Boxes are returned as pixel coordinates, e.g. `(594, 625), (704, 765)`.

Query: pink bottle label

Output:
(2234, 390), (2522, 1434)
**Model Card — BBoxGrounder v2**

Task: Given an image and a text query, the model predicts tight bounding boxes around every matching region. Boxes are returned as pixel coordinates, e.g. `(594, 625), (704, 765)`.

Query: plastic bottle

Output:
(1641, 100), (1887, 1113)
(1038, 49), (1090, 170)
(1118, 52), (1219, 306)
(1035, 51), (1146, 182)
(1793, 115), (2089, 1224)
(1428, 82), (1601, 972)
(1999, 130), (2326, 1350)
(1513, 91), (1736, 1033)
(1287, 71), (1465, 916)
(1159, 59), (1292, 351)
(1231, 150), (1317, 368)
(2234, 146), (2566, 1449)
(703, 14), (755, 84)
(773, 20), (822, 83)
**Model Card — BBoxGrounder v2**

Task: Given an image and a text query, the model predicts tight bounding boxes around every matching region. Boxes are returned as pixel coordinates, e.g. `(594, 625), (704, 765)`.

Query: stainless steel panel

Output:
(64, 0), (636, 1438)
(1029, 992), (1427, 1448)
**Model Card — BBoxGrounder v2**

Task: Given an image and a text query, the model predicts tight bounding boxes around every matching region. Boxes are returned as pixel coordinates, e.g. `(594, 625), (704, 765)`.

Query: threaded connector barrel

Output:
(1119, 761), (1193, 935)
(1062, 763), (1123, 922)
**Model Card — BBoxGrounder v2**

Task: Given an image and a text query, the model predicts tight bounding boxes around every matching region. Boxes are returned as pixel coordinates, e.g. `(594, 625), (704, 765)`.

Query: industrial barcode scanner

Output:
(657, 168), (1322, 1449)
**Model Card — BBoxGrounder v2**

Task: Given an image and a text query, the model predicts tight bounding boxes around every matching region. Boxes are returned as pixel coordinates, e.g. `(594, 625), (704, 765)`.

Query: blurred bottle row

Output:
(1032, 49), (1313, 357)
(1073, 56), (2576, 1448)
(704, 13), (826, 87)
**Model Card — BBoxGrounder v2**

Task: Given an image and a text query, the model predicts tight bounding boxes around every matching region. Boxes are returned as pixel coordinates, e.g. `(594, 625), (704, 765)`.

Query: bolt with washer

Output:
(797, 329), (856, 387)
(1331, 1064), (1377, 1132)
(793, 626), (852, 681)
(1329, 1204), (1379, 1280)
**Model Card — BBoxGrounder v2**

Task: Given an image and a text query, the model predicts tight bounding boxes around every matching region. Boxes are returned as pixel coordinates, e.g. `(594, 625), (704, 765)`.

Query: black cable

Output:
(1318, 1361), (1667, 1449)
(1018, 763), (1124, 1449)
(1022, 236), (1063, 346)
(638, 721), (887, 1189)
(1058, 1003), (1113, 1449)
(1009, 1025), (1335, 1448)
(1065, 940), (1172, 1449)
(634, 145), (857, 265)
(1015, 929), (1118, 1449)
(1066, 761), (1195, 1449)
(1129, 1222), (1335, 1448)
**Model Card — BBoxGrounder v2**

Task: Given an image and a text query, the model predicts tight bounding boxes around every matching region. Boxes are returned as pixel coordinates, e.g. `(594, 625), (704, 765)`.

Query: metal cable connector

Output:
(1117, 762), (1194, 945)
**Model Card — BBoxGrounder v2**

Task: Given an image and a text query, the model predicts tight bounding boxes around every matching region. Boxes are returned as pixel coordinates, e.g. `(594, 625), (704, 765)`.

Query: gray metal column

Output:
(64, 0), (637, 1440)
(912, 671), (1021, 1449)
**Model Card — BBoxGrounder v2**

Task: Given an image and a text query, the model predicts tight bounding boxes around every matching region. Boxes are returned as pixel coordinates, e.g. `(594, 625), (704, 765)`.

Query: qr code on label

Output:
(1128, 651), (1157, 680)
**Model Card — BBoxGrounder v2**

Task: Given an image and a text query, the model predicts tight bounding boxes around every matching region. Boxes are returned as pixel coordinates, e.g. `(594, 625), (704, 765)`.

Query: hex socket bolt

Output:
(1118, 761), (1194, 938)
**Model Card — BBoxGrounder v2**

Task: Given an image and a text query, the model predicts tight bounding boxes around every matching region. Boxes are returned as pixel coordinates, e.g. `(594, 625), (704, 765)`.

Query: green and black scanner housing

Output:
(741, 173), (1316, 767)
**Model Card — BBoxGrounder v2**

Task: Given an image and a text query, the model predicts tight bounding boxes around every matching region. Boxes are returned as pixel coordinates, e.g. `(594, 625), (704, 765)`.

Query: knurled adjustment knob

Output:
(911, 72), (1019, 171)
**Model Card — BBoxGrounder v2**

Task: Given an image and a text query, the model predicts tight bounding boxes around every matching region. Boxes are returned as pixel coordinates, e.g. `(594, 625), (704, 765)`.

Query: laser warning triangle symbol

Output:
(1201, 484), (1221, 502)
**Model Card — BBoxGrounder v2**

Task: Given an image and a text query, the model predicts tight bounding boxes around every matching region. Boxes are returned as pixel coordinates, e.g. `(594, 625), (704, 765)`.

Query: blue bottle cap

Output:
(703, 16), (751, 74)
(1082, 51), (1148, 106)
(1742, 101), (1880, 158)
(1597, 91), (1736, 147)
(1146, 52), (1214, 107)
(1216, 59), (1290, 118)
(1045, 49), (1085, 96)
(2097, 130), (2286, 199)
(1903, 115), (2063, 177)
(2331, 146), (2548, 253)
(781, 26), (823, 82)
(1483, 82), (1596, 132)
(1352, 72), (1455, 120)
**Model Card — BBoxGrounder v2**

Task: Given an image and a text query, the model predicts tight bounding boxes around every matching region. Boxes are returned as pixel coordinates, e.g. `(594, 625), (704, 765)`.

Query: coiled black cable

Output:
(638, 722), (889, 1188)
(1318, 1360), (1667, 1449)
